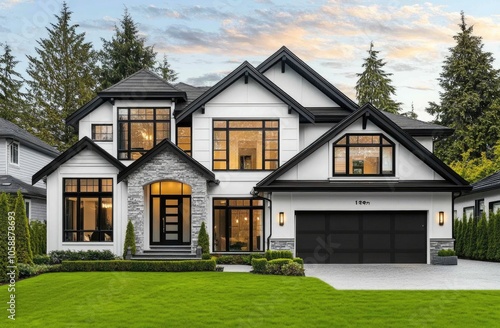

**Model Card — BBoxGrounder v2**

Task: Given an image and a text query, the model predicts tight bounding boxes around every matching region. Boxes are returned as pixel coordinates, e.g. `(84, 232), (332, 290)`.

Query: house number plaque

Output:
(355, 200), (371, 205)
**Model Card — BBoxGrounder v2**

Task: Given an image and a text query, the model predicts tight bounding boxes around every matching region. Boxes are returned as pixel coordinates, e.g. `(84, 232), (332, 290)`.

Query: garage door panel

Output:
(296, 211), (427, 264)
(363, 234), (391, 249)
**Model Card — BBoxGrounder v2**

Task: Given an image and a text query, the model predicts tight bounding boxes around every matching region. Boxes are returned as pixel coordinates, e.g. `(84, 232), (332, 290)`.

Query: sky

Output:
(1, 0), (500, 122)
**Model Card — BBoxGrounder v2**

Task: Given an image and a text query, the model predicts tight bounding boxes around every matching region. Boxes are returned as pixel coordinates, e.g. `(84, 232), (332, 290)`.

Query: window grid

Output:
(213, 120), (279, 171)
(92, 124), (113, 141)
(9, 142), (19, 165)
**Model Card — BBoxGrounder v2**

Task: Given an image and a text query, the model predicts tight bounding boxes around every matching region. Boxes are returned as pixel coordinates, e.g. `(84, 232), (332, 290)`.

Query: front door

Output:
(151, 195), (191, 245)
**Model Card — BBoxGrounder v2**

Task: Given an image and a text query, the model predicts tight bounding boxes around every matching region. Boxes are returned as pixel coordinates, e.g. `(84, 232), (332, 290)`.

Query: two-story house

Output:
(33, 47), (471, 263)
(0, 118), (59, 220)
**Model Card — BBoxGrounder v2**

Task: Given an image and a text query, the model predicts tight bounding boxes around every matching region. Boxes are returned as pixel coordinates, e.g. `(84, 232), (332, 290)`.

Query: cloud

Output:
(401, 85), (434, 91)
(78, 16), (118, 32)
(389, 63), (419, 72)
(0, 0), (30, 9)
(186, 72), (227, 86)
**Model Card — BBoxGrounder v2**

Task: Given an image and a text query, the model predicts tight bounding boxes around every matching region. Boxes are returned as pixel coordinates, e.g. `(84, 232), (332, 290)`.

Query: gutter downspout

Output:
(251, 189), (272, 251)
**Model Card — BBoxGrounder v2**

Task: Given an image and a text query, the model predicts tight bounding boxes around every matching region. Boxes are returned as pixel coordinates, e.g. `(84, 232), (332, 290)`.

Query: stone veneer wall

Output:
(270, 238), (295, 252)
(125, 148), (210, 254)
(430, 238), (455, 262)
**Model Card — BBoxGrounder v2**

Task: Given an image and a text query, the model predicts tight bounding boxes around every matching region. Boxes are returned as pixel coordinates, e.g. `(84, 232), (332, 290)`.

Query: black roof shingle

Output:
(0, 175), (46, 199)
(0, 118), (59, 157)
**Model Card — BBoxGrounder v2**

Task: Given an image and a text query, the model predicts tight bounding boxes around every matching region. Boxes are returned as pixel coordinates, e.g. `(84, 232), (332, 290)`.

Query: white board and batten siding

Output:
(45, 148), (126, 255)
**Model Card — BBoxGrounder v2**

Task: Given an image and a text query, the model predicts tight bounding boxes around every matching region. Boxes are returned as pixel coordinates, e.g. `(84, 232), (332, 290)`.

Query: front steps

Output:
(130, 245), (200, 260)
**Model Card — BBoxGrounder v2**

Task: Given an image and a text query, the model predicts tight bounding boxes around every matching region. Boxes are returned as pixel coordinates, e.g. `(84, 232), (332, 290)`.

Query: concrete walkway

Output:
(220, 265), (252, 272)
(305, 259), (500, 290)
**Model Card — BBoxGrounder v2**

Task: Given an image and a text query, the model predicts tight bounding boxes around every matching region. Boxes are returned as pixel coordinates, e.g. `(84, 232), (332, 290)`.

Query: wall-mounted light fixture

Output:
(279, 212), (285, 226)
(439, 211), (444, 226)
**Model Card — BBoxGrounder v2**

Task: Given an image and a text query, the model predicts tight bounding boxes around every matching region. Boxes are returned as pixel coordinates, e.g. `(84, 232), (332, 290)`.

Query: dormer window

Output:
(333, 134), (394, 176)
(118, 108), (170, 160)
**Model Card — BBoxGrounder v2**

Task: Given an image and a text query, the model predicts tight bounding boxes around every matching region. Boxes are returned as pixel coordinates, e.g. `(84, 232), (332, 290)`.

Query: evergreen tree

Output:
(99, 8), (157, 89)
(0, 193), (11, 281)
(155, 55), (178, 82)
(454, 219), (463, 257)
(463, 217), (472, 258)
(426, 12), (500, 163)
(475, 214), (488, 260)
(495, 212), (500, 261)
(14, 191), (33, 264)
(197, 221), (209, 254)
(0, 44), (26, 123)
(401, 102), (418, 119)
(486, 214), (497, 261)
(25, 2), (98, 151)
(355, 42), (401, 114)
(467, 216), (478, 259)
(123, 220), (136, 259)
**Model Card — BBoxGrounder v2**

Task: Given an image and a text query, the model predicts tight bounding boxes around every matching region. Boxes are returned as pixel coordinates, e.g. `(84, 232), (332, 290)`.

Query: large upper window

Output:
(63, 178), (113, 242)
(9, 141), (19, 165)
(333, 134), (394, 176)
(213, 198), (264, 252)
(213, 120), (278, 170)
(118, 108), (170, 160)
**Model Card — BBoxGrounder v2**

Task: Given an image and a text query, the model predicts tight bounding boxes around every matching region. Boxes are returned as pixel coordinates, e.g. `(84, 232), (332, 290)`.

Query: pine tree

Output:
(463, 217), (472, 258)
(0, 193), (11, 281)
(25, 2), (98, 151)
(123, 220), (136, 259)
(197, 222), (209, 254)
(475, 215), (488, 260)
(486, 214), (497, 260)
(494, 211), (500, 261)
(426, 12), (500, 163)
(14, 191), (33, 264)
(0, 44), (26, 123)
(155, 55), (178, 82)
(454, 219), (463, 257)
(401, 102), (418, 119)
(355, 42), (401, 114)
(99, 8), (157, 89)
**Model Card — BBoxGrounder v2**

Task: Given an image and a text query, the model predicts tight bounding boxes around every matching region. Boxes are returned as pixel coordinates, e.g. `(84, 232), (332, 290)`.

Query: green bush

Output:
(266, 259), (293, 275)
(292, 257), (304, 266)
(251, 258), (268, 274)
(49, 250), (116, 264)
(463, 217), (473, 258)
(14, 191), (33, 264)
(60, 259), (216, 272)
(123, 220), (137, 259)
(281, 262), (305, 276)
(198, 222), (210, 254)
(18, 263), (60, 278)
(201, 253), (212, 260)
(30, 220), (47, 256)
(0, 192), (13, 282)
(33, 255), (51, 265)
(486, 214), (497, 260)
(437, 249), (456, 256)
(265, 250), (293, 260)
(495, 213), (500, 261)
(475, 215), (488, 260)
(454, 219), (463, 257)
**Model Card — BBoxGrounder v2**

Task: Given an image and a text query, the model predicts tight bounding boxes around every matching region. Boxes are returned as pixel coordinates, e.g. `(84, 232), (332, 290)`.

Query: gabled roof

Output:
(173, 82), (211, 114)
(66, 69), (187, 129)
(175, 61), (315, 123)
(117, 138), (217, 183)
(468, 171), (500, 194)
(255, 103), (470, 191)
(32, 137), (125, 185)
(0, 175), (46, 199)
(0, 118), (59, 157)
(257, 46), (359, 112)
(381, 111), (453, 136)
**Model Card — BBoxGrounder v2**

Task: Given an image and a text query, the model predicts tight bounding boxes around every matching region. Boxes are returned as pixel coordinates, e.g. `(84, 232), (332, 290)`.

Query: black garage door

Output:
(296, 211), (427, 263)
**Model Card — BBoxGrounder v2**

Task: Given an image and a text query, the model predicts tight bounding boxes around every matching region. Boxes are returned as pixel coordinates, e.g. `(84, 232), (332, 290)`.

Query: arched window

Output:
(333, 134), (394, 176)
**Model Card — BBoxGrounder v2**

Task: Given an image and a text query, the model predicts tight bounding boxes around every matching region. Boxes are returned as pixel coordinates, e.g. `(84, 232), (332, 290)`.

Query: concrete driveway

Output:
(305, 259), (500, 290)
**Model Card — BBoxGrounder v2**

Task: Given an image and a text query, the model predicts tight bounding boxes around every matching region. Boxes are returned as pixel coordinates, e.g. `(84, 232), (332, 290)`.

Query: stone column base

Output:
(270, 238), (295, 252)
(430, 238), (455, 259)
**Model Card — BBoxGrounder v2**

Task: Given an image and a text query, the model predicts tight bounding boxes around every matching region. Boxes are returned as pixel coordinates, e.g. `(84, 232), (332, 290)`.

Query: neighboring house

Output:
(0, 118), (59, 220)
(455, 171), (500, 220)
(33, 47), (471, 263)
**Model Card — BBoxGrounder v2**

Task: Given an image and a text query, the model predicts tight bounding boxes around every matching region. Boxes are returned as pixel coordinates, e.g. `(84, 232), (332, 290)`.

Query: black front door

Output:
(151, 195), (190, 245)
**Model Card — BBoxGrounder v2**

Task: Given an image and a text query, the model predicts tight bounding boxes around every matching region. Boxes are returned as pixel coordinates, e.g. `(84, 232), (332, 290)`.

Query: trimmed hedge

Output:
(281, 262), (305, 276)
(251, 257), (305, 276)
(455, 211), (500, 261)
(293, 257), (304, 265)
(437, 249), (456, 256)
(49, 250), (117, 264)
(265, 250), (293, 260)
(214, 253), (265, 265)
(251, 258), (268, 274)
(33, 255), (51, 265)
(18, 263), (61, 278)
(61, 259), (216, 272)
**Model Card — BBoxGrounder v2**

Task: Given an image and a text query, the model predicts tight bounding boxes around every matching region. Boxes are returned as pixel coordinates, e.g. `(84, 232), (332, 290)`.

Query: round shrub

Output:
(281, 262), (305, 276)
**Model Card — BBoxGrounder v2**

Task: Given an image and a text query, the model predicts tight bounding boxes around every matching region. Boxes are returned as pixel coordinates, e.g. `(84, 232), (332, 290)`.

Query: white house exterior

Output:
(455, 172), (500, 220)
(0, 118), (59, 220)
(33, 47), (470, 263)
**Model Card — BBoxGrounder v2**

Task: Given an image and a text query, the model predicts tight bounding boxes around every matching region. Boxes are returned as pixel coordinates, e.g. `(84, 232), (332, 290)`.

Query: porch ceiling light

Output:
(439, 211), (444, 226)
(279, 212), (285, 226)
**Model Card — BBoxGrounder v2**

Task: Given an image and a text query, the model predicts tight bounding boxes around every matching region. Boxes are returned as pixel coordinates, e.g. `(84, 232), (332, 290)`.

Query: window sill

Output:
(329, 176), (399, 182)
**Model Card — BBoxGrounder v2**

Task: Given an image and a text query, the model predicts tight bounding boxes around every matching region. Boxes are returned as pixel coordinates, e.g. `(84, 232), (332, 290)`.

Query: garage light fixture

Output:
(279, 212), (285, 226)
(439, 211), (444, 226)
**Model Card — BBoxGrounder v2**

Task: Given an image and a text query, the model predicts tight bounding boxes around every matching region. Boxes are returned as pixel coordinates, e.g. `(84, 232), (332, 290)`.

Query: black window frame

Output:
(212, 198), (265, 252)
(63, 178), (113, 242)
(176, 125), (192, 156)
(475, 199), (485, 218)
(92, 124), (113, 142)
(117, 107), (171, 160)
(212, 120), (279, 171)
(490, 200), (500, 215)
(332, 133), (395, 176)
(463, 206), (474, 220)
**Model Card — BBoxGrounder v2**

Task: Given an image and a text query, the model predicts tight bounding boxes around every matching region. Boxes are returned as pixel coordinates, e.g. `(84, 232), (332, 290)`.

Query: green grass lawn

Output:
(3, 272), (500, 327)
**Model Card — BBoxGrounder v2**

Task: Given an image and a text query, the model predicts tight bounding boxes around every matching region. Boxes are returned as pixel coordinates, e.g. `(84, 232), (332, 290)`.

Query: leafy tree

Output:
(0, 44), (26, 123)
(450, 140), (500, 183)
(123, 220), (136, 259)
(475, 214), (488, 260)
(426, 12), (500, 163)
(14, 191), (33, 264)
(355, 42), (401, 114)
(99, 8), (157, 89)
(25, 2), (98, 151)
(197, 221), (209, 254)
(155, 55), (178, 82)
(0, 193), (12, 281)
